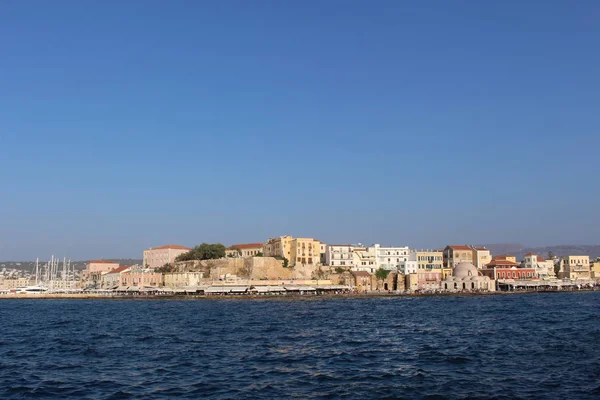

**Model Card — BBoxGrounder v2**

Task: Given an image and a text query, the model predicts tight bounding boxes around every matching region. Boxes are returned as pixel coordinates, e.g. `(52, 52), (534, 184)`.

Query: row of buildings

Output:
(75, 239), (600, 293)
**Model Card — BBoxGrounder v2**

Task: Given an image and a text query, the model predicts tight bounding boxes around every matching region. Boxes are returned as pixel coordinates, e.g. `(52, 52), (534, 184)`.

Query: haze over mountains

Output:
(480, 244), (600, 261)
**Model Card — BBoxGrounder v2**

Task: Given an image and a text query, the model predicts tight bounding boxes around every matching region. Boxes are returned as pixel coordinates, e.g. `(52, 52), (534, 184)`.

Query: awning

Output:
(252, 286), (286, 293)
(284, 286), (316, 291)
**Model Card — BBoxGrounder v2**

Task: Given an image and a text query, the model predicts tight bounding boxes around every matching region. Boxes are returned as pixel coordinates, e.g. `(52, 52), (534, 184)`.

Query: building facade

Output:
(352, 247), (377, 273)
(143, 245), (191, 269)
(121, 268), (163, 287)
(226, 243), (264, 258)
(522, 253), (555, 279)
(325, 245), (355, 268)
(374, 244), (410, 270)
(560, 256), (591, 280)
(101, 265), (132, 289)
(482, 259), (536, 280)
(472, 247), (492, 268)
(289, 238), (322, 267)
(263, 236), (293, 259)
(163, 272), (205, 288)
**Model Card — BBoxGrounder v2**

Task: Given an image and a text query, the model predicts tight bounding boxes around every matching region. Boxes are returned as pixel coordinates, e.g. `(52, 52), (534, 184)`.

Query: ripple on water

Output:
(0, 293), (599, 399)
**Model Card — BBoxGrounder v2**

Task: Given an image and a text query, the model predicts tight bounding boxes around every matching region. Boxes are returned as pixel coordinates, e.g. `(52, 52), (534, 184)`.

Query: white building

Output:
(374, 244), (410, 270)
(352, 244), (410, 272)
(402, 260), (418, 275)
(325, 245), (354, 268)
(522, 253), (555, 279)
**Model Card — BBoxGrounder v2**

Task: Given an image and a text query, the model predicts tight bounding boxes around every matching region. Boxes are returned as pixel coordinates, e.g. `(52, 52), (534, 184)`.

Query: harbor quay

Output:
(2, 240), (599, 298)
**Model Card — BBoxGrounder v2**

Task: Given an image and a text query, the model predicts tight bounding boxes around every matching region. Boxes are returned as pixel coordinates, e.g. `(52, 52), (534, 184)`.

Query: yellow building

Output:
(591, 261), (600, 279)
(263, 236), (293, 259)
(290, 238), (322, 267)
(413, 250), (444, 270)
(495, 255), (517, 263)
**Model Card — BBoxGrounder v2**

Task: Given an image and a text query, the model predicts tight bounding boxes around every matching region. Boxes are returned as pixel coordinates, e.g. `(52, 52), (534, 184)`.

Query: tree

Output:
(275, 256), (289, 268)
(175, 243), (226, 262)
(335, 267), (345, 274)
(375, 268), (390, 281)
(156, 263), (176, 273)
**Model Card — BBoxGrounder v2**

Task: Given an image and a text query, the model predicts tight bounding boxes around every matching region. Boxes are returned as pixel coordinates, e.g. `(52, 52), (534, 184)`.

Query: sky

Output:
(1, 1), (599, 260)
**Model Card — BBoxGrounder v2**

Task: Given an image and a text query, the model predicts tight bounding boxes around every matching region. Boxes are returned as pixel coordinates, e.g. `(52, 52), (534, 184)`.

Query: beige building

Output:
(226, 243), (264, 258)
(591, 261), (600, 279)
(85, 259), (119, 286)
(263, 235), (293, 259)
(290, 238), (322, 267)
(522, 253), (555, 279)
(495, 255), (517, 263)
(443, 246), (474, 269)
(143, 244), (191, 269)
(0, 277), (33, 289)
(560, 256), (591, 280)
(472, 247), (492, 268)
(163, 272), (205, 288)
(352, 247), (377, 273)
(101, 265), (132, 289)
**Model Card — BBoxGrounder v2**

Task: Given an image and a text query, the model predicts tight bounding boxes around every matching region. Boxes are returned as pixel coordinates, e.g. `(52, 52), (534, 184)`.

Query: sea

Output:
(1, 292), (599, 399)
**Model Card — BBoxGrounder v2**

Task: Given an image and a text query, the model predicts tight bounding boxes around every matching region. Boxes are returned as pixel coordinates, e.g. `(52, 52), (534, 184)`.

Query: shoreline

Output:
(0, 288), (597, 300)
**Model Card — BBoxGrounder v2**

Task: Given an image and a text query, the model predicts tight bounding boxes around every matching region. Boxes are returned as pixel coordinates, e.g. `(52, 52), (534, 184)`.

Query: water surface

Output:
(1, 292), (599, 399)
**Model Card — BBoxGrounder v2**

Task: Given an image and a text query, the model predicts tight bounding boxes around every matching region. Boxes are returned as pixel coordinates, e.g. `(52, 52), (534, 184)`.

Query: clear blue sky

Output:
(1, 1), (599, 260)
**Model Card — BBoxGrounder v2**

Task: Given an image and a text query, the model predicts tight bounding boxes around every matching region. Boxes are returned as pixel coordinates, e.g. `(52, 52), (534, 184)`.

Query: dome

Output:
(453, 262), (479, 279)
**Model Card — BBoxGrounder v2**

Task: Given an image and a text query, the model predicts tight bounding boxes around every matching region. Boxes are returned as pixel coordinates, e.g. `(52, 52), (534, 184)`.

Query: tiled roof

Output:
(449, 245), (471, 250)
(89, 259), (118, 264)
(227, 243), (264, 250)
(486, 259), (520, 268)
(107, 265), (131, 274)
(148, 244), (191, 251)
(524, 252), (536, 257)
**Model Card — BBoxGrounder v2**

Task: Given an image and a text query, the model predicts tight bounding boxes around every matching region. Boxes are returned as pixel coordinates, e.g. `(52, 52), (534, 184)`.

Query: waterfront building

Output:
(163, 272), (205, 288)
(263, 235), (293, 259)
(374, 244), (410, 270)
(319, 242), (327, 265)
(351, 271), (374, 292)
(121, 267), (162, 287)
(325, 245), (355, 268)
(591, 261), (600, 279)
(101, 265), (132, 289)
(559, 256), (591, 280)
(85, 259), (119, 288)
(482, 258), (536, 280)
(472, 247), (492, 268)
(401, 260), (418, 275)
(352, 247), (377, 272)
(143, 245), (191, 269)
(0, 277), (33, 290)
(495, 254), (517, 263)
(411, 250), (444, 270)
(522, 253), (555, 279)
(226, 243), (264, 258)
(289, 238), (322, 267)
(443, 245), (492, 269)
(442, 261), (495, 291)
(443, 245), (474, 269)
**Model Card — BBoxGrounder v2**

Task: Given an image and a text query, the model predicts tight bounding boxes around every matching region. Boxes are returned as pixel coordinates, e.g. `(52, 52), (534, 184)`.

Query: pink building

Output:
(121, 269), (163, 287)
(85, 259), (119, 287)
(143, 244), (191, 269)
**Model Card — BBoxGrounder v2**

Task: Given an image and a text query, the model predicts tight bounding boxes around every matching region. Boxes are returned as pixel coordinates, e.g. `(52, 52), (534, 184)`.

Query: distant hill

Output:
(481, 244), (600, 261)
(0, 259), (143, 272)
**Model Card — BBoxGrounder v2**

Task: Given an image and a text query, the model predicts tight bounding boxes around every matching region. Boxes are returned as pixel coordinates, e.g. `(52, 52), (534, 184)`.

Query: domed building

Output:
(442, 261), (495, 292)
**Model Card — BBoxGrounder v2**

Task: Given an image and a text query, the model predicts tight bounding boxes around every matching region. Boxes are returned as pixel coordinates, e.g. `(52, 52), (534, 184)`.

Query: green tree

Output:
(175, 243), (226, 261)
(334, 267), (345, 274)
(275, 256), (289, 268)
(375, 268), (390, 281)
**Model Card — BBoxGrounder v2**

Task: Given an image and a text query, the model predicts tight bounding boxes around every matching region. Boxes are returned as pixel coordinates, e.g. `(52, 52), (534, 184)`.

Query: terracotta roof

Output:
(474, 247), (487, 251)
(352, 271), (371, 277)
(537, 256), (546, 262)
(148, 244), (191, 251)
(227, 243), (264, 250)
(524, 252), (536, 257)
(486, 259), (520, 268)
(448, 245), (471, 250)
(89, 259), (118, 264)
(107, 265), (131, 274)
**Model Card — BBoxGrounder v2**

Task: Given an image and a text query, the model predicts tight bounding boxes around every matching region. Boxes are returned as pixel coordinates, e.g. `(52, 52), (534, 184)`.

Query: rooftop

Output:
(148, 244), (191, 251)
(89, 259), (118, 264)
(227, 243), (264, 250)
(107, 265), (131, 274)
(448, 245), (472, 250)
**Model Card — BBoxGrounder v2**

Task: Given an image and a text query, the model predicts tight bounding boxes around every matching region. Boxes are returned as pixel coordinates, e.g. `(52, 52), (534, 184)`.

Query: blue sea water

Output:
(0, 292), (599, 399)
